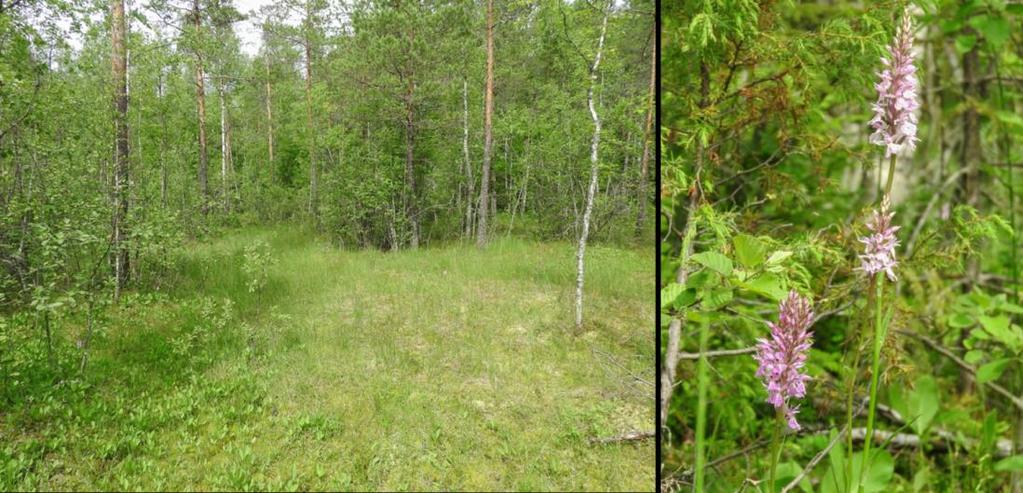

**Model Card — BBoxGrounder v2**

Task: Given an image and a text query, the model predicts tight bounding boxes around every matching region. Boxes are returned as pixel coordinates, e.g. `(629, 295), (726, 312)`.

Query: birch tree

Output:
(574, 0), (611, 332)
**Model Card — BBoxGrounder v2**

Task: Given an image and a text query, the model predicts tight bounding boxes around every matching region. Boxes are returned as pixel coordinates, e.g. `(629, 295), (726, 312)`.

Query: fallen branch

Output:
(673, 437), (772, 482)
(677, 346), (756, 360)
(846, 428), (1011, 457)
(675, 300), (855, 362)
(589, 430), (654, 445)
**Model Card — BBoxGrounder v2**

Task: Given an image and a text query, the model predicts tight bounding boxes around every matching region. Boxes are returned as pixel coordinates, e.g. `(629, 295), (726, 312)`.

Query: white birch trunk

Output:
(574, 2), (610, 332)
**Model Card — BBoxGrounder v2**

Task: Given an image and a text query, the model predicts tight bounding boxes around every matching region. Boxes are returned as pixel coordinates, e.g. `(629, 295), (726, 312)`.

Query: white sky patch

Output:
(232, 0), (275, 56)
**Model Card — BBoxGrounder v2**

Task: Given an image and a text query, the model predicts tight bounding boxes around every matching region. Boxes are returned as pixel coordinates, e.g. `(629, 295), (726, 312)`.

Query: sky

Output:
(231, 0), (275, 56)
(54, 0), (279, 57)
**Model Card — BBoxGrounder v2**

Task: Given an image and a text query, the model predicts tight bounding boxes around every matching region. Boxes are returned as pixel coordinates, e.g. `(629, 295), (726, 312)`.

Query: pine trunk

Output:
(476, 0), (494, 247)
(635, 27), (655, 236)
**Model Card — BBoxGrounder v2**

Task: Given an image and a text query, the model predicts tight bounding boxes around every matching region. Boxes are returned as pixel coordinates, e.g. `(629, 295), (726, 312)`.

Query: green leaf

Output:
(955, 34), (977, 53)
(994, 455), (1023, 472)
(981, 314), (1011, 334)
(690, 251), (733, 277)
(733, 234), (766, 268)
(888, 375), (939, 435)
(947, 312), (974, 329)
(774, 461), (813, 492)
(979, 315), (1023, 351)
(964, 349), (985, 364)
(972, 15), (1011, 47)
(741, 272), (787, 301)
(701, 287), (733, 310)
(821, 448), (893, 493)
(661, 283), (684, 309)
(976, 358), (1012, 384)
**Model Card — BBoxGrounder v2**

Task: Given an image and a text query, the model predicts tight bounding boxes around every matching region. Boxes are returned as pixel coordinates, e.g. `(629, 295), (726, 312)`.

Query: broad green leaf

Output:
(976, 358), (1012, 384)
(741, 272), (787, 301)
(981, 314), (1010, 334)
(733, 234), (766, 268)
(690, 251), (733, 276)
(964, 349), (985, 364)
(862, 450), (895, 492)
(821, 449), (893, 493)
(972, 15), (1011, 47)
(774, 461), (812, 493)
(979, 315), (1023, 351)
(994, 298), (1023, 312)
(995, 455), (1023, 472)
(947, 312), (974, 328)
(701, 287), (733, 310)
(660, 283), (683, 309)
(888, 375), (939, 435)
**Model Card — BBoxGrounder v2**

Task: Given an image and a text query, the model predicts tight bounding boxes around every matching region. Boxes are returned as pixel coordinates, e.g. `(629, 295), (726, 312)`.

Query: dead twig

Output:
(589, 430), (654, 445)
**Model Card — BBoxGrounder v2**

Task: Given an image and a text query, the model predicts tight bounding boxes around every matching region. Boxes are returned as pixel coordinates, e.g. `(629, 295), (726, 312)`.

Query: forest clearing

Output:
(1, 227), (653, 490)
(0, 0), (655, 490)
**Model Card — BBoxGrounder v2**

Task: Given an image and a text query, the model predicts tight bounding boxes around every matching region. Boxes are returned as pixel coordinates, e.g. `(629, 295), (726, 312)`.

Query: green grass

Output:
(0, 226), (653, 491)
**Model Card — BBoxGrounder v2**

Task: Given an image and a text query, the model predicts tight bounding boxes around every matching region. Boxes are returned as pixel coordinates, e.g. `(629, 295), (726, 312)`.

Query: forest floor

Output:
(1, 226), (653, 491)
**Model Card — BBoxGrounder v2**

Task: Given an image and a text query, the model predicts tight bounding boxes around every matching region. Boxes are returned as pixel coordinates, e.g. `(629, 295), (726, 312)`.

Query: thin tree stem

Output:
(695, 316), (710, 492)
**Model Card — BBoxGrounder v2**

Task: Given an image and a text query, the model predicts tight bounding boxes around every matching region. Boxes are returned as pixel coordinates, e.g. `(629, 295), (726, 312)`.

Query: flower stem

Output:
(769, 409), (783, 492)
(859, 154), (898, 491)
(861, 271), (886, 491)
(884, 154), (897, 198)
(695, 316), (709, 492)
(844, 276), (874, 490)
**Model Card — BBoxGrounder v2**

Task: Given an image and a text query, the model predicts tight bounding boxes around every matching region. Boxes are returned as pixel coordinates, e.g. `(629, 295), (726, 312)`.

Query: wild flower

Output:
(868, 9), (919, 157)
(754, 290), (815, 430)
(858, 196), (900, 282)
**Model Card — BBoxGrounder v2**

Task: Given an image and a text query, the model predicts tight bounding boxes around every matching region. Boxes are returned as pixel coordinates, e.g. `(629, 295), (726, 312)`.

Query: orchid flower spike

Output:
(868, 9), (919, 158)
(858, 195), (901, 282)
(754, 290), (815, 431)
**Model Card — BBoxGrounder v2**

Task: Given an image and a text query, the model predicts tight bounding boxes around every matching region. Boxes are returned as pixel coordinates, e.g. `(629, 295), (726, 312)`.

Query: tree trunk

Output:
(111, 0), (129, 298)
(158, 71), (168, 209)
(404, 74), (419, 249)
(574, 1), (609, 332)
(193, 0), (209, 214)
(304, 33), (317, 222)
(660, 61), (709, 441)
(265, 56), (274, 182)
(476, 0), (494, 247)
(634, 26), (655, 237)
(219, 78), (229, 213)
(959, 30), (984, 396)
(463, 79), (474, 239)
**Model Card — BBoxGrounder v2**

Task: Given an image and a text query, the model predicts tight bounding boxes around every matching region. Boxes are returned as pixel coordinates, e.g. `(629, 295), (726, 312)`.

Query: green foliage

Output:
(663, 0), (1023, 490)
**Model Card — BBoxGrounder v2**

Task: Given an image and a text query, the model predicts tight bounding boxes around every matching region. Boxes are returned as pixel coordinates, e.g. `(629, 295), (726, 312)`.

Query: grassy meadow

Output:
(0, 227), (653, 491)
